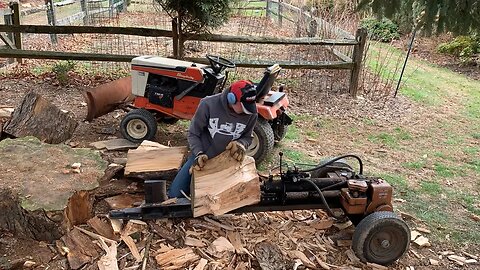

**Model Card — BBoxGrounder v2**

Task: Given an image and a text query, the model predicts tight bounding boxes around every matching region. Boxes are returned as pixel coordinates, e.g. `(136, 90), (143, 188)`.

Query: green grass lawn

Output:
(280, 42), (480, 248)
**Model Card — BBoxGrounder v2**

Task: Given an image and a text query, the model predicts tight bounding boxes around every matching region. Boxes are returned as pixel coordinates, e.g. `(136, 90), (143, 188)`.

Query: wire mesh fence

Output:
(1, 0), (364, 98)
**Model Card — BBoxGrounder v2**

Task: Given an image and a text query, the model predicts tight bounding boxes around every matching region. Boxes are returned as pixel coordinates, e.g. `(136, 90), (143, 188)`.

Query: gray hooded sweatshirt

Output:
(187, 90), (258, 158)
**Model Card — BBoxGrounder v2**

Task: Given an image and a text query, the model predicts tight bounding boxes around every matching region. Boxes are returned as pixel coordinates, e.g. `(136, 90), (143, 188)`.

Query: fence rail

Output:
(0, 1), (367, 97)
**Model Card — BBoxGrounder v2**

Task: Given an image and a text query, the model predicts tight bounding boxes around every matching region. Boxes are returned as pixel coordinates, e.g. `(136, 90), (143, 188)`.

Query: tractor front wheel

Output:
(120, 109), (157, 143)
(247, 118), (274, 164)
(352, 211), (410, 265)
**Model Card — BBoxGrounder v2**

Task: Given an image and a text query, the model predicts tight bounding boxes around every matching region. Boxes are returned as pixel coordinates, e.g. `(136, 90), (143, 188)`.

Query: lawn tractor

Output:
(110, 154), (411, 266)
(119, 54), (292, 163)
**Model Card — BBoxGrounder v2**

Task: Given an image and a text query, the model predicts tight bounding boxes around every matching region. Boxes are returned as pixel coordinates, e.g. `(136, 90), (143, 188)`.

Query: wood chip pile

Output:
(61, 210), (366, 270)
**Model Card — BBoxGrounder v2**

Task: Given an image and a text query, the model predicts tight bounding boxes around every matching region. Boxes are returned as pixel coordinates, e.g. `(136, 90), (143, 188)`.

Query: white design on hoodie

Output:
(208, 118), (246, 140)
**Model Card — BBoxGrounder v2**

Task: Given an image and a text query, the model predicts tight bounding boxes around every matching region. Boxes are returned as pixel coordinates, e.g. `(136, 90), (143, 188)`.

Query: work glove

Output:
(190, 153), (208, 174)
(226, 141), (246, 162)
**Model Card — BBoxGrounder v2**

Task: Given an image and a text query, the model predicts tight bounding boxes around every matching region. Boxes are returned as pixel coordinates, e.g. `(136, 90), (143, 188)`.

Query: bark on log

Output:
(0, 188), (63, 241)
(3, 91), (78, 144)
(192, 151), (261, 217)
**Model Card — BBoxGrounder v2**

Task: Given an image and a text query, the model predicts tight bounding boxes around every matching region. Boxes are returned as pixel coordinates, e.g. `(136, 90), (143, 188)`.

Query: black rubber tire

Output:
(120, 109), (158, 143)
(273, 123), (288, 142)
(247, 118), (274, 164)
(158, 116), (179, 124)
(310, 160), (352, 178)
(352, 211), (410, 265)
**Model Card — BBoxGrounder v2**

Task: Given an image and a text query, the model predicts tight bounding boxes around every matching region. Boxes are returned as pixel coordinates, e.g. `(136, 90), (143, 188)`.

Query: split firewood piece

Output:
(307, 218), (334, 230)
(192, 151), (261, 217)
(121, 234), (142, 263)
(345, 249), (361, 264)
(288, 250), (316, 269)
(109, 218), (123, 235)
(98, 164), (125, 184)
(136, 140), (168, 150)
(367, 262), (388, 270)
(410, 230), (421, 241)
(207, 236), (235, 258)
(203, 216), (235, 231)
(121, 219), (148, 237)
(416, 227), (431, 234)
(447, 255), (467, 266)
(336, 239), (352, 247)
(333, 220), (353, 230)
(124, 141), (187, 180)
(155, 248), (199, 269)
(227, 231), (245, 254)
(87, 216), (117, 240)
(161, 197), (177, 205)
(429, 258), (439, 266)
(3, 91), (77, 143)
(97, 238), (119, 270)
(61, 228), (101, 270)
(184, 236), (205, 248)
(0, 107), (13, 118)
(462, 251), (479, 260)
(413, 235), (431, 247)
(193, 258), (208, 270)
(105, 193), (144, 210)
(90, 138), (139, 151)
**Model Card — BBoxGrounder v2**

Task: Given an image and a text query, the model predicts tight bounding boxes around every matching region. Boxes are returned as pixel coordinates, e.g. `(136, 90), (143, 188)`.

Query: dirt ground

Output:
(0, 1), (478, 269)
(0, 67), (478, 269)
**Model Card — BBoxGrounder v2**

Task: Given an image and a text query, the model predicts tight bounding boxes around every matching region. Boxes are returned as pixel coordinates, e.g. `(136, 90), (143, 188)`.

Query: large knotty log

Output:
(124, 141), (187, 180)
(192, 151), (261, 217)
(3, 91), (78, 144)
(0, 137), (107, 241)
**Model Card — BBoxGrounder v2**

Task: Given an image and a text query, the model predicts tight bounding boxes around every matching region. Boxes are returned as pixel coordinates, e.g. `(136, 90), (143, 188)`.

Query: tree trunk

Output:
(191, 151), (261, 217)
(3, 91), (78, 144)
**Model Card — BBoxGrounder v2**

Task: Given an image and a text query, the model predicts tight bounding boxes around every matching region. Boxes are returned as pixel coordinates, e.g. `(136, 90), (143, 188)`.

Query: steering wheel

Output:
(206, 54), (236, 74)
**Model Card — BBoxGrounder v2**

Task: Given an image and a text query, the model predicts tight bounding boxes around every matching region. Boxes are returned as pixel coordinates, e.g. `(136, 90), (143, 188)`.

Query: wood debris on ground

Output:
(52, 207), (378, 270)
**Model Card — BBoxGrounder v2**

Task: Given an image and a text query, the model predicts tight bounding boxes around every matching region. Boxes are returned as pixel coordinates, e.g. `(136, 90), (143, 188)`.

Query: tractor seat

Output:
(255, 64), (282, 101)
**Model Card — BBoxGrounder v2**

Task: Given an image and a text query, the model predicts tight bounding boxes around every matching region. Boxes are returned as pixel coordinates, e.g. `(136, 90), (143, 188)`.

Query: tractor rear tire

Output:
(120, 109), (157, 143)
(352, 211), (410, 265)
(247, 118), (274, 164)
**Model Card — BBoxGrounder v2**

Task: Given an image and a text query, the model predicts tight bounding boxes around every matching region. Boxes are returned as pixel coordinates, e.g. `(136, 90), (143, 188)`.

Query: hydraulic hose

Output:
(299, 154), (363, 175)
(300, 178), (341, 219)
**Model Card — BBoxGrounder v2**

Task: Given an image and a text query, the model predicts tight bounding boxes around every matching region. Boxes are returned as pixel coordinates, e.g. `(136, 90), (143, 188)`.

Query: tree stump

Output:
(3, 91), (78, 144)
(192, 151), (261, 217)
(0, 137), (107, 241)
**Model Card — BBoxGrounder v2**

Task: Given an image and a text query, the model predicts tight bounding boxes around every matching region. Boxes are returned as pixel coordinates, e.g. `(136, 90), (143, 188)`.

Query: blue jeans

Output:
(168, 155), (195, 198)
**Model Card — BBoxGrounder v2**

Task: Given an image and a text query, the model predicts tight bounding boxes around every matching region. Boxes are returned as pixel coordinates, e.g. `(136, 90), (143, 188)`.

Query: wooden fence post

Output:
(278, 0), (283, 27)
(295, 6), (302, 37)
(108, 0), (113, 17)
(80, 0), (89, 25)
(172, 18), (179, 59)
(122, 0), (128, 12)
(45, 0), (57, 44)
(349, 28), (368, 98)
(9, 2), (22, 63)
(2, 10), (15, 64)
(266, 0), (271, 19)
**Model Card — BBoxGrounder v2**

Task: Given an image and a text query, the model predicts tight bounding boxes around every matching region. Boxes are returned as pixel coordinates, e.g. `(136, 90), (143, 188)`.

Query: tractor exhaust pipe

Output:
(82, 76), (134, 121)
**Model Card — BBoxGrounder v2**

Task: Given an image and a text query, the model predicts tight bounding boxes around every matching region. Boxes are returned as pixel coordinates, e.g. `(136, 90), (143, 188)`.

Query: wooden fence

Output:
(0, 1), (367, 97)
